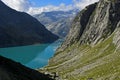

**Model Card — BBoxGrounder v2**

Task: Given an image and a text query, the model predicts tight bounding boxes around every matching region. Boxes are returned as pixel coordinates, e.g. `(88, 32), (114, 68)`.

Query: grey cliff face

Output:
(58, 3), (97, 51)
(113, 21), (120, 49)
(0, 1), (58, 48)
(58, 0), (120, 51)
(79, 0), (120, 45)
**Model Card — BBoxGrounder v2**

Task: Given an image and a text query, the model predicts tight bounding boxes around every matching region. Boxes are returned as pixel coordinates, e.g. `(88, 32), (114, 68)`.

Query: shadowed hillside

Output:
(0, 56), (54, 80)
(0, 1), (58, 48)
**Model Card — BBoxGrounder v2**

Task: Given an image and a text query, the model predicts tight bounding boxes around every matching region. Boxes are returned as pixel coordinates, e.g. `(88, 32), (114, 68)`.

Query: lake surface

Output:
(0, 39), (62, 69)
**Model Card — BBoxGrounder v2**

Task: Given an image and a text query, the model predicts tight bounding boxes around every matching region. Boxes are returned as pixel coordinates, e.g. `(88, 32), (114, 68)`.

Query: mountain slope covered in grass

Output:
(40, 0), (120, 80)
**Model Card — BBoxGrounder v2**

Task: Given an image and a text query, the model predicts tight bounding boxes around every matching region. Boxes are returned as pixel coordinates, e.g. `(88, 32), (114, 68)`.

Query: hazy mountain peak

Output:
(34, 9), (79, 37)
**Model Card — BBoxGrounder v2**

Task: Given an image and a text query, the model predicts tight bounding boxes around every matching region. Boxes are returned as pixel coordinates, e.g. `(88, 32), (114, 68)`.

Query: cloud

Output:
(1, 0), (99, 15)
(28, 3), (73, 15)
(28, 0), (99, 15)
(73, 0), (99, 9)
(1, 0), (31, 12)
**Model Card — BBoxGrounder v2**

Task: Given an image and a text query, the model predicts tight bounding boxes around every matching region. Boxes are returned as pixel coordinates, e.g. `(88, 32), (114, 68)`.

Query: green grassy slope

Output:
(39, 1), (120, 79)
(43, 33), (120, 80)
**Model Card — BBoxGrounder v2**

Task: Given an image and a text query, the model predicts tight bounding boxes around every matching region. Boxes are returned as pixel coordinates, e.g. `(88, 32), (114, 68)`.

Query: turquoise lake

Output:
(0, 39), (62, 69)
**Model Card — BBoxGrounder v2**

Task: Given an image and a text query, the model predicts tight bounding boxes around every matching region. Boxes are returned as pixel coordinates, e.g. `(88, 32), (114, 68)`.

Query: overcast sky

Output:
(1, 0), (99, 15)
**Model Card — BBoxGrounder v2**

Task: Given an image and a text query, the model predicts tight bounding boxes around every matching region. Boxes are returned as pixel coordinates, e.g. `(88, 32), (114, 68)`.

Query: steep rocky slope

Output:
(0, 1), (58, 48)
(40, 0), (120, 80)
(34, 10), (78, 37)
(0, 56), (53, 80)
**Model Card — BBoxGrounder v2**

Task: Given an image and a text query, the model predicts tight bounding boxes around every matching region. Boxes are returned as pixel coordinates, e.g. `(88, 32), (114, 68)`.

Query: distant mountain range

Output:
(34, 10), (79, 37)
(0, 1), (58, 48)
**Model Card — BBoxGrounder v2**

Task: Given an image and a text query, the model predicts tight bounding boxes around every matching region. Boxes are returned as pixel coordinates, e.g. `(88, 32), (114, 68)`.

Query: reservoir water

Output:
(0, 39), (62, 69)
